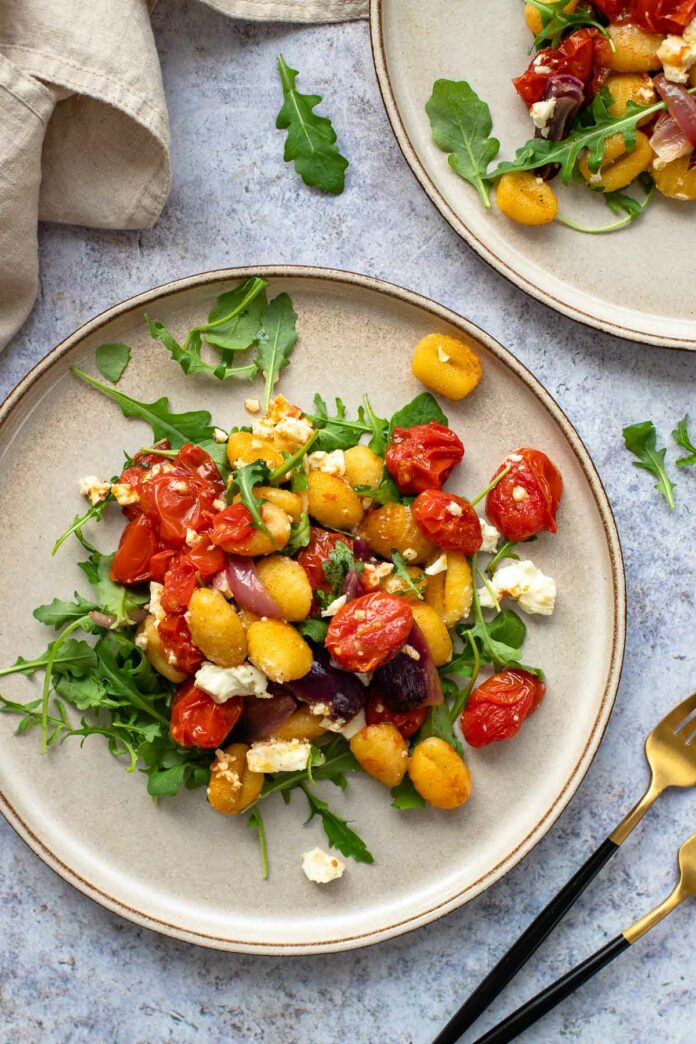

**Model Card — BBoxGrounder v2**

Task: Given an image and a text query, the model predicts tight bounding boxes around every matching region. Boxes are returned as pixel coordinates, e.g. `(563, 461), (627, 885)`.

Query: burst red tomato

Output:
(594, 0), (696, 32)
(513, 29), (612, 107)
(460, 669), (546, 748)
(297, 528), (355, 595)
(486, 448), (562, 543)
(110, 513), (159, 584)
(149, 548), (177, 583)
(365, 689), (427, 738)
(385, 422), (464, 495)
(157, 614), (204, 674)
(138, 444), (224, 548)
(326, 591), (413, 673)
(170, 681), (243, 748)
(160, 543), (227, 614)
(412, 490), (483, 554)
(210, 503), (256, 552)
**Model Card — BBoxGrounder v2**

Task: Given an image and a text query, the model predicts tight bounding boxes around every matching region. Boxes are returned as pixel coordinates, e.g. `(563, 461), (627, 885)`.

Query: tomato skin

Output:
(157, 614), (204, 674)
(513, 29), (611, 107)
(594, 0), (696, 32)
(161, 545), (227, 614)
(385, 423), (464, 495)
(326, 591), (413, 673)
(210, 503), (256, 552)
(170, 681), (243, 748)
(138, 444), (224, 548)
(412, 490), (483, 554)
(110, 514), (159, 584)
(365, 689), (427, 738)
(461, 669), (546, 748)
(149, 548), (177, 583)
(297, 528), (355, 595)
(486, 448), (562, 543)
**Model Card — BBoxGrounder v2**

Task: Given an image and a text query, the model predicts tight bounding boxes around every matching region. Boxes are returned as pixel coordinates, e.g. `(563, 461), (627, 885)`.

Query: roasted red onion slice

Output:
(371, 623), (443, 711)
(342, 568), (363, 602)
(689, 148), (696, 170)
(353, 538), (371, 561)
(234, 689), (297, 743)
(225, 555), (283, 618)
(285, 651), (366, 721)
(654, 74), (696, 147)
(89, 610), (117, 629)
(650, 111), (694, 165)
(535, 75), (585, 181)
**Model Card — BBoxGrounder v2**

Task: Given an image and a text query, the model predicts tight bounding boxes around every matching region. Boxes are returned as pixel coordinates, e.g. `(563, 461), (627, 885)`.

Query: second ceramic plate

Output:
(0, 267), (624, 953)
(371, 0), (696, 349)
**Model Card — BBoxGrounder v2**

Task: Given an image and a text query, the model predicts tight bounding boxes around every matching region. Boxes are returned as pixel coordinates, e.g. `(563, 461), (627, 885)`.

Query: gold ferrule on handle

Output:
(623, 883), (687, 945)
(609, 776), (664, 846)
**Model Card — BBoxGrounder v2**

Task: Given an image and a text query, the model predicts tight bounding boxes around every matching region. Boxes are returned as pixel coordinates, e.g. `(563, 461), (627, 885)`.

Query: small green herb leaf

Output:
(295, 618), (329, 644)
(623, 420), (676, 509)
(34, 593), (98, 629)
(0, 639), (97, 679)
(416, 702), (465, 758)
(301, 784), (374, 864)
(246, 806), (269, 879)
(78, 544), (149, 628)
(426, 79), (500, 208)
(96, 343), (131, 384)
(389, 392), (448, 434)
(526, 0), (613, 51)
(391, 775), (426, 810)
(229, 460), (273, 539)
(309, 395), (370, 452)
(320, 541), (362, 605)
(257, 293), (298, 410)
(673, 415), (696, 468)
(276, 55), (349, 195)
(391, 551), (425, 600)
(283, 512), (311, 557)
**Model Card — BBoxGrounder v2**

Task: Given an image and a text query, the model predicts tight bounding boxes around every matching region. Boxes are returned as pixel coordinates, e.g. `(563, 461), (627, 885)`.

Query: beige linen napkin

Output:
(0, 0), (368, 351)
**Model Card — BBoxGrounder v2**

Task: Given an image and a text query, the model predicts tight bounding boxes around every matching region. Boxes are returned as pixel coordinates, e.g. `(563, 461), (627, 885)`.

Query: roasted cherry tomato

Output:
(297, 528), (355, 596)
(365, 689), (427, 738)
(210, 503), (255, 552)
(412, 490), (483, 554)
(149, 548), (177, 583)
(385, 422), (464, 495)
(513, 29), (611, 107)
(486, 448), (562, 543)
(326, 591), (413, 673)
(594, 0), (696, 32)
(157, 614), (204, 674)
(170, 681), (243, 748)
(161, 544), (227, 614)
(461, 669), (546, 747)
(110, 513), (159, 584)
(138, 444), (223, 548)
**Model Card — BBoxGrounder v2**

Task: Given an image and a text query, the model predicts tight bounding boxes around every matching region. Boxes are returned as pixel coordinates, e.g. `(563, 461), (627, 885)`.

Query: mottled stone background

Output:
(1, 2), (694, 1042)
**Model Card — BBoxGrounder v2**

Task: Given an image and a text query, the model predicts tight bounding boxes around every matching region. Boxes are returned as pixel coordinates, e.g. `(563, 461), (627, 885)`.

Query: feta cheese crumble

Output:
(478, 560), (556, 617)
(302, 847), (344, 884)
(437, 346), (450, 363)
(512, 485), (528, 502)
(195, 662), (269, 703)
(321, 594), (347, 617)
(402, 547), (417, 562)
(478, 517), (500, 553)
(320, 709), (366, 738)
(111, 482), (139, 506)
(529, 98), (557, 138)
(425, 552), (448, 576)
(247, 738), (312, 773)
(307, 449), (346, 477)
(78, 475), (111, 506)
(658, 25), (696, 83)
(148, 581), (166, 625)
(402, 644), (421, 661)
(213, 427), (228, 443)
(362, 561), (394, 588)
(244, 399), (261, 414)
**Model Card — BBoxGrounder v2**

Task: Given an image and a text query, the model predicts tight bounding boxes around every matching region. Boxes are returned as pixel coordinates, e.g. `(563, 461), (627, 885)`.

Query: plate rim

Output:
(0, 264), (626, 954)
(369, 0), (695, 352)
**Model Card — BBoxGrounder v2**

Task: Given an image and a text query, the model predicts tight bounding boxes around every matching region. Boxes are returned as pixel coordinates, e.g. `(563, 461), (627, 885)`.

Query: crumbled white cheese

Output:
(170, 479), (188, 492)
(507, 452), (523, 463)
(478, 517), (500, 554)
(322, 708), (367, 738)
(425, 553), (448, 577)
(195, 662), (269, 703)
(445, 500), (463, 517)
(148, 582), (165, 625)
(111, 482), (139, 506)
(213, 427), (228, 443)
(437, 346), (450, 363)
(134, 631), (148, 651)
(78, 475), (111, 506)
(478, 560), (556, 617)
(362, 561), (395, 588)
(310, 702), (333, 718)
(402, 644), (421, 661)
(211, 570), (233, 598)
(275, 415), (314, 448)
(529, 98), (557, 139)
(402, 548), (417, 562)
(307, 449), (346, 477)
(302, 847), (344, 884)
(356, 672), (373, 687)
(247, 738), (312, 773)
(213, 497), (226, 512)
(244, 398), (261, 414)
(321, 594), (348, 617)
(658, 29), (696, 83)
(185, 527), (198, 547)
(212, 749), (242, 788)
(512, 485), (528, 503)
(533, 58), (553, 73)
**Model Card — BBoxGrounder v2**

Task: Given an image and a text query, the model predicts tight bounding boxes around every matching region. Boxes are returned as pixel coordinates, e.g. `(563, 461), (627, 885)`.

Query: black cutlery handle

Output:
(432, 837), (619, 1044)
(474, 934), (631, 1044)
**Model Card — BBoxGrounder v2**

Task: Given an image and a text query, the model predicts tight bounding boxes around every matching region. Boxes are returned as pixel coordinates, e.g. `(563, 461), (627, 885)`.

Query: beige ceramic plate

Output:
(0, 267), (624, 953)
(371, 0), (696, 349)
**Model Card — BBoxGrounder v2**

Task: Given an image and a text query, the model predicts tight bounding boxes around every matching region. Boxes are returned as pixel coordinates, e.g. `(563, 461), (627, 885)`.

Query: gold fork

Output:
(473, 832), (696, 1043)
(433, 691), (696, 1044)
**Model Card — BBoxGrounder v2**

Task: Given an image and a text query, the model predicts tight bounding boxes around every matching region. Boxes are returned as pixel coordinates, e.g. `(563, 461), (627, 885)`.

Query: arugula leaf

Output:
(320, 541), (362, 605)
(310, 395), (370, 452)
(54, 672), (108, 711)
(92, 637), (170, 726)
(255, 735), (363, 804)
(301, 784), (374, 864)
(78, 545), (148, 627)
(416, 702), (465, 758)
(486, 540), (519, 577)
(246, 807), (269, 879)
(283, 512), (311, 557)
(391, 551), (425, 600)
(456, 566), (543, 680)
(363, 395), (389, 455)
(526, 0), (612, 50)
(389, 392), (448, 434)
(672, 415), (696, 467)
(139, 735), (211, 795)
(52, 496), (113, 556)
(295, 618), (329, 644)
(623, 420), (676, 509)
(0, 638), (97, 679)
(256, 293), (298, 410)
(355, 471), (401, 506)
(557, 174), (655, 235)
(229, 460), (273, 539)
(34, 592), (98, 629)
(391, 776), (426, 810)
(426, 79), (500, 208)
(276, 55), (349, 195)
(96, 342), (131, 384)
(205, 282), (267, 354)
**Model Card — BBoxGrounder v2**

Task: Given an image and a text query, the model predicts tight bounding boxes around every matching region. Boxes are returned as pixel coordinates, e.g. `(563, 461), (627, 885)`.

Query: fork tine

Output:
(675, 706), (696, 737)
(655, 691), (696, 735)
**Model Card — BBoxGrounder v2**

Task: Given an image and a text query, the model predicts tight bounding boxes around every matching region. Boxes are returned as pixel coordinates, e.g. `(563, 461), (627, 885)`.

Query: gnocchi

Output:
(411, 333), (483, 401)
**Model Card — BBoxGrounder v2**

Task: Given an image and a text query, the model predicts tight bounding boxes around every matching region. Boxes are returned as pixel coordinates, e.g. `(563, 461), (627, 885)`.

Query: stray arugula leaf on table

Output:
(276, 55), (349, 195)
(672, 415), (696, 468)
(391, 551), (425, 600)
(96, 342), (131, 384)
(425, 79), (500, 209)
(623, 420), (676, 509)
